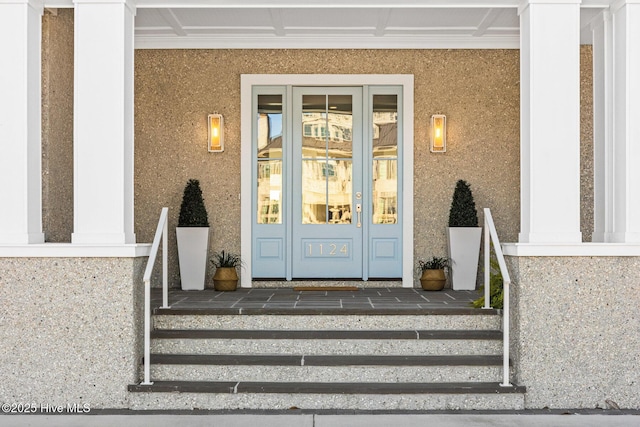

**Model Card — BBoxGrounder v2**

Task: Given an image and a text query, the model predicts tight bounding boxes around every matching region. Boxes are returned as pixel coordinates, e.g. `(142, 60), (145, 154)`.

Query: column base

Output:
(0, 232), (45, 244)
(518, 231), (582, 244)
(72, 232), (136, 245)
(607, 231), (640, 243)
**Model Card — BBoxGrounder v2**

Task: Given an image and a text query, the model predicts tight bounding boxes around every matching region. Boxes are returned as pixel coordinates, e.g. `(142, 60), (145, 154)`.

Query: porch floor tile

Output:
(152, 288), (492, 314)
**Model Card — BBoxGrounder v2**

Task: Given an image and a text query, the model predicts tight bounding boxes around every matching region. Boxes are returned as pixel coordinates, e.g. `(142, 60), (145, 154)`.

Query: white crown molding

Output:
(135, 34), (520, 49)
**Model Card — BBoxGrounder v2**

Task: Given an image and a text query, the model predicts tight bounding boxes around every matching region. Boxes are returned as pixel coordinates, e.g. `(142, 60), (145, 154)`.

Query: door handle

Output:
(356, 204), (362, 228)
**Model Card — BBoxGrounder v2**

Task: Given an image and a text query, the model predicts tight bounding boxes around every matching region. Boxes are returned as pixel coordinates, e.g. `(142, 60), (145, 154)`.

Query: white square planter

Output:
(176, 227), (210, 290)
(447, 227), (482, 291)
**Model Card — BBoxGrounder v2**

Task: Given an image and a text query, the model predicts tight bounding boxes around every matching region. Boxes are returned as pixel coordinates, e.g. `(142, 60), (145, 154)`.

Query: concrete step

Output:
(149, 354), (508, 383)
(150, 329), (503, 356)
(153, 314), (502, 331)
(151, 329), (503, 340)
(127, 381), (526, 410)
(151, 337), (502, 356)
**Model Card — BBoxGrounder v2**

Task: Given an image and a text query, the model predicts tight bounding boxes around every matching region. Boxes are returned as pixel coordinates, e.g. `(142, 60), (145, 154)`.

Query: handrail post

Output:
(161, 211), (169, 309)
(501, 279), (511, 387)
(141, 279), (152, 385)
(483, 214), (491, 309)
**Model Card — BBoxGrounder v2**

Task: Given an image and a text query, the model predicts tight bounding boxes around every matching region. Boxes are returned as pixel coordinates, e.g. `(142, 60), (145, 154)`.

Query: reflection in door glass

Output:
(327, 95), (353, 159)
(372, 95), (398, 159)
(372, 160), (397, 224)
(372, 95), (398, 224)
(302, 160), (327, 224)
(327, 160), (352, 224)
(256, 95), (283, 223)
(301, 94), (353, 224)
(257, 160), (282, 224)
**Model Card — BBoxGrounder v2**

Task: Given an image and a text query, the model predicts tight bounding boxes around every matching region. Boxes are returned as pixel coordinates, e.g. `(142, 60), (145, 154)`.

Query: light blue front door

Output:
(292, 87), (363, 278)
(252, 85), (403, 281)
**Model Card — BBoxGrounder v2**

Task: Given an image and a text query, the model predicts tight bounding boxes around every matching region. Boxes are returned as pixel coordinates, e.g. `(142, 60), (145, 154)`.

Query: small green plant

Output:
(416, 256), (450, 272)
(471, 256), (504, 309)
(211, 251), (243, 269)
(448, 180), (478, 227)
(178, 179), (209, 227)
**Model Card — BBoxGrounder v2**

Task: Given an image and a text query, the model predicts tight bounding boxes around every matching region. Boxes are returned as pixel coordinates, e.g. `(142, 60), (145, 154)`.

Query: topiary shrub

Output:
(178, 179), (209, 227)
(448, 180), (478, 227)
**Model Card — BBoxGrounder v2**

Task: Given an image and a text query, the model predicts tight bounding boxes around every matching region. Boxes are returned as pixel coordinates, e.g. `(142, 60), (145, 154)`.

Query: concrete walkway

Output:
(3, 413), (639, 427)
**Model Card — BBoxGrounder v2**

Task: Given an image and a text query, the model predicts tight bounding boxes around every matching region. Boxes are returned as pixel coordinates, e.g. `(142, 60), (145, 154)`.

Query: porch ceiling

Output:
(46, 0), (606, 49)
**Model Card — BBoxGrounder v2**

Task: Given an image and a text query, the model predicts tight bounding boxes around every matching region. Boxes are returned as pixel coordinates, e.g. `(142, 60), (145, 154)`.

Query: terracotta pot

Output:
(213, 267), (239, 291)
(420, 269), (446, 291)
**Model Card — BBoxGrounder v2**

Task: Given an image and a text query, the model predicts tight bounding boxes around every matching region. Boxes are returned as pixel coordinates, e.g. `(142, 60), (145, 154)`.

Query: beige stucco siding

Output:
(42, 9), (74, 243)
(134, 49), (522, 286)
(40, 11), (595, 286)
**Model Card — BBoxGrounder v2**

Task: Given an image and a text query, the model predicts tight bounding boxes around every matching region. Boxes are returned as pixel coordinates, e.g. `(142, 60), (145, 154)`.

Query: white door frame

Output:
(240, 74), (414, 288)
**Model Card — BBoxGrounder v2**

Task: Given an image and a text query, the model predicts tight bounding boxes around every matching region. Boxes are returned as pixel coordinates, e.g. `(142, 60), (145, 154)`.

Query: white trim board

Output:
(0, 244), (152, 258)
(240, 74), (414, 288)
(502, 243), (640, 257)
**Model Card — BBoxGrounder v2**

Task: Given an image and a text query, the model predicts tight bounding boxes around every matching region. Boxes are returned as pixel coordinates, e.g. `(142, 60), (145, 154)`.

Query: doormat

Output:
(293, 286), (360, 291)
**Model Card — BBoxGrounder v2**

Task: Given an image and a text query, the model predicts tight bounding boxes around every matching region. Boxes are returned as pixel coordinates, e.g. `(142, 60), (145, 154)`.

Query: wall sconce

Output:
(430, 114), (446, 153)
(208, 113), (224, 152)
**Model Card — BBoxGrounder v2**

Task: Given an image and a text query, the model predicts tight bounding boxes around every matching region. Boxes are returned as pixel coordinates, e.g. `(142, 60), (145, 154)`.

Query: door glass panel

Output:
(257, 160), (282, 224)
(257, 95), (283, 159)
(302, 95), (327, 158)
(301, 160), (327, 224)
(372, 160), (397, 224)
(301, 94), (354, 225)
(327, 160), (352, 224)
(327, 95), (353, 159)
(372, 95), (398, 159)
(372, 95), (398, 224)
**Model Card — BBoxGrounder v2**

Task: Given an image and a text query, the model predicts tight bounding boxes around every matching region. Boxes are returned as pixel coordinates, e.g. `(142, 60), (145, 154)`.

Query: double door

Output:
(252, 86), (401, 280)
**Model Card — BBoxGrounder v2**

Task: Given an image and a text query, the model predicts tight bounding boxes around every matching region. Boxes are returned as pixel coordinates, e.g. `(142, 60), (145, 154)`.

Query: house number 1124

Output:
(307, 243), (349, 257)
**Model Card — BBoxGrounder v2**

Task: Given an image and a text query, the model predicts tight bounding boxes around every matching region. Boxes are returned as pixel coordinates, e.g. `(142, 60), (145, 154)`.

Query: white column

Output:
(610, 0), (640, 242)
(0, 0), (45, 244)
(72, 0), (136, 244)
(518, 0), (582, 243)
(591, 11), (614, 242)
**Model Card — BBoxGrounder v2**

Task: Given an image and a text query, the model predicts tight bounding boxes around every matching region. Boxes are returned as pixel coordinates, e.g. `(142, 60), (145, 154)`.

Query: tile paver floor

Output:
(152, 287), (492, 314)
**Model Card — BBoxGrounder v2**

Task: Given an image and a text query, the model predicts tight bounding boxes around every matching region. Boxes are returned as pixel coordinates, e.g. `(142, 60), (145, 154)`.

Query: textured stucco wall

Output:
(134, 49), (523, 287)
(580, 46), (594, 242)
(507, 256), (640, 409)
(0, 258), (145, 408)
(41, 9), (74, 243)
(39, 13), (595, 283)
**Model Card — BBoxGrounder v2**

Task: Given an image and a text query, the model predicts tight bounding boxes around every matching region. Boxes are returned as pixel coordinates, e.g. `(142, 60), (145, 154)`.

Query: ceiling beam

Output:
(375, 8), (392, 37)
(158, 9), (187, 36)
(473, 8), (504, 37)
(269, 8), (285, 36)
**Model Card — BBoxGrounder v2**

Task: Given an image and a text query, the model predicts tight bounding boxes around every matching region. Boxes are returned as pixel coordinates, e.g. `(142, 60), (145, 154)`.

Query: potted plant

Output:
(416, 256), (449, 291)
(176, 179), (210, 290)
(447, 180), (482, 290)
(211, 251), (242, 291)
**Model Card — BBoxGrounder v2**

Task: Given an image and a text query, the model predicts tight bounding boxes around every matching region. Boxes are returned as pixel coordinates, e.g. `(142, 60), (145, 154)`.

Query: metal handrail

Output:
(141, 207), (169, 385)
(483, 208), (512, 387)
